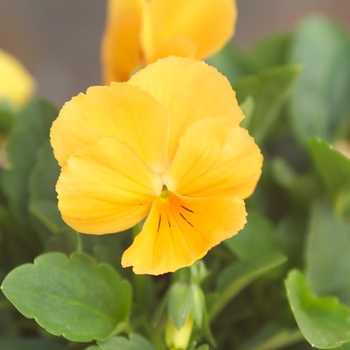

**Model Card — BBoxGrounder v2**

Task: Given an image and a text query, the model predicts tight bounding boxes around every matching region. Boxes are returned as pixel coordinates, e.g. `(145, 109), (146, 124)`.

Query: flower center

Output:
(160, 184), (169, 200)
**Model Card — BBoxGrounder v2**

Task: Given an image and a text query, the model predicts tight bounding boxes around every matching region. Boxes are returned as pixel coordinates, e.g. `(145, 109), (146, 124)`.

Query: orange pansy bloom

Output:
(50, 57), (262, 275)
(101, 0), (237, 83)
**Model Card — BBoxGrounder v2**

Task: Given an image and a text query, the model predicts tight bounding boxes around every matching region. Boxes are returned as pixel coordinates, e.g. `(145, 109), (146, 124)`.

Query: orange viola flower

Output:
(101, 0), (237, 83)
(50, 57), (262, 275)
(0, 49), (35, 107)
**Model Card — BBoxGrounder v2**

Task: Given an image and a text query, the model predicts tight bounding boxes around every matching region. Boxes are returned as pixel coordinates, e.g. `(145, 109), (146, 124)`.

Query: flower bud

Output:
(165, 314), (194, 350)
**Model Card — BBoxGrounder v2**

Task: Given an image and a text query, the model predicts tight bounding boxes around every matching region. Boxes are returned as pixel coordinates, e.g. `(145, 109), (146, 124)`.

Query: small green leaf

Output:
(96, 334), (155, 350)
(190, 284), (215, 347)
(248, 32), (291, 71)
(210, 254), (286, 322)
(1, 252), (132, 342)
(305, 202), (350, 306)
(190, 260), (208, 285)
(288, 16), (350, 143)
(190, 284), (204, 328)
(285, 269), (350, 349)
(239, 96), (255, 127)
(234, 64), (301, 144)
(224, 211), (283, 261)
(29, 200), (68, 234)
(195, 345), (209, 350)
(1, 98), (58, 224)
(271, 157), (320, 208)
(207, 43), (254, 84)
(29, 140), (60, 203)
(308, 137), (350, 211)
(271, 157), (298, 187)
(168, 281), (193, 330)
(214, 212), (287, 322)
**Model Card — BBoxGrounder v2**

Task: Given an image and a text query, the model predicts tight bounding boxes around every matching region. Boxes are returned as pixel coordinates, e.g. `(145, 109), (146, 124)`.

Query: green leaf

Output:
(308, 137), (350, 213)
(239, 96), (255, 127)
(95, 334), (155, 350)
(131, 274), (157, 320)
(224, 211), (284, 261)
(238, 323), (303, 350)
(195, 345), (209, 350)
(26, 139), (68, 237)
(191, 284), (215, 347)
(29, 200), (69, 234)
(0, 203), (42, 270)
(190, 283), (204, 328)
(1, 98), (58, 224)
(1, 252), (132, 342)
(210, 254), (287, 322)
(207, 43), (254, 84)
(188, 343), (210, 350)
(168, 281), (193, 330)
(271, 157), (320, 208)
(0, 100), (16, 133)
(271, 157), (298, 188)
(42, 232), (79, 262)
(234, 64), (301, 144)
(305, 202), (350, 306)
(288, 16), (350, 143)
(189, 260), (208, 285)
(248, 32), (292, 71)
(29, 140), (60, 203)
(285, 269), (350, 349)
(276, 214), (308, 268)
(0, 338), (68, 350)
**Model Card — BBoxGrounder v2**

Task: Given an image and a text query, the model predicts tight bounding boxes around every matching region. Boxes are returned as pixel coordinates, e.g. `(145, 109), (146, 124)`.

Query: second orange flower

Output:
(101, 0), (237, 83)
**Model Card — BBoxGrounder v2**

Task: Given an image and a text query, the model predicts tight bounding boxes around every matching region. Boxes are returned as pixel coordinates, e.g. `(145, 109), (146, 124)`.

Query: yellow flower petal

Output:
(121, 192), (246, 275)
(101, 0), (143, 83)
(164, 117), (263, 199)
(0, 49), (35, 107)
(50, 83), (170, 173)
(128, 57), (244, 160)
(57, 136), (162, 234)
(141, 0), (236, 63)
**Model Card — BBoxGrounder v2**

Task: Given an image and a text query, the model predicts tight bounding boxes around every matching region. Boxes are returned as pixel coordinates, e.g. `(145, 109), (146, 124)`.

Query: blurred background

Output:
(0, 0), (349, 107)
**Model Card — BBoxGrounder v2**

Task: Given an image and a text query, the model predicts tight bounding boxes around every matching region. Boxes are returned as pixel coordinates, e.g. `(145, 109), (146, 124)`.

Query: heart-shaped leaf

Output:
(285, 269), (350, 349)
(1, 252), (132, 342)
